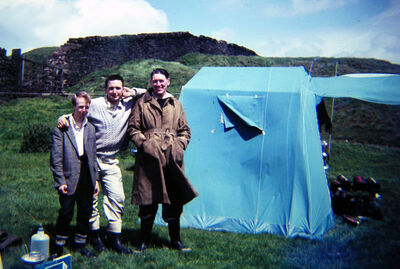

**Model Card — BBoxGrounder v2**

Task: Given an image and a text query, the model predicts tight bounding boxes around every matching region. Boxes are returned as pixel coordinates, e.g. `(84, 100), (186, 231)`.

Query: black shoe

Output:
(75, 244), (97, 258)
(133, 243), (148, 254)
(171, 241), (192, 253)
(108, 232), (132, 254)
(89, 232), (106, 253)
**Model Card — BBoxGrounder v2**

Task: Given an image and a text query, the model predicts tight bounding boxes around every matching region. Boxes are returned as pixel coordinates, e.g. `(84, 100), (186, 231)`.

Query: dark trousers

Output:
(138, 203), (183, 244)
(138, 203), (183, 224)
(55, 156), (93, 238)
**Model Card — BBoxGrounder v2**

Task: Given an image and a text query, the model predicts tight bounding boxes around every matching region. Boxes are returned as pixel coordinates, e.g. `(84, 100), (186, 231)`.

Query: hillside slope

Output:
(14, 48), (400, 147)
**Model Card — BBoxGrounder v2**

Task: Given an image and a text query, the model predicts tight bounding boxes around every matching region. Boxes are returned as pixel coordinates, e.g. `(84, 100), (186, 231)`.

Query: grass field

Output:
(1, 97), (399, 268)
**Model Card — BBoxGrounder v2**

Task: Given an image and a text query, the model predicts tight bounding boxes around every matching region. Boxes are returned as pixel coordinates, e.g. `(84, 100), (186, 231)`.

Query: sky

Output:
(1, 0), (399, 64)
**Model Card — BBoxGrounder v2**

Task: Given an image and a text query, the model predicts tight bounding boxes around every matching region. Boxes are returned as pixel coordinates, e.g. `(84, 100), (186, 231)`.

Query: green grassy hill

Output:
(23, 47), (58, 62)
(20, 47), (59, 85)
(324, 98), (400, 147)
(12, 49), (400, 147)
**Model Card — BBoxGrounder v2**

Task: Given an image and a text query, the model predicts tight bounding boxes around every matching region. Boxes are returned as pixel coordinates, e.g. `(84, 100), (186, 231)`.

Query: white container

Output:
(30, 227), (49, 260)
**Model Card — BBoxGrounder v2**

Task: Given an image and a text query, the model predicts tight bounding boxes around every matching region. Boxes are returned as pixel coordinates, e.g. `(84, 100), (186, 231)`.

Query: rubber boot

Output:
(108, 232), (132, 254)
(74, 242), (97, 258)
(168, 220), (191, 252)
(53, 243), (64, 258)
(53, 235), (67, 258)
(89, 230), (105, 252)
(134, 220), (153, 254)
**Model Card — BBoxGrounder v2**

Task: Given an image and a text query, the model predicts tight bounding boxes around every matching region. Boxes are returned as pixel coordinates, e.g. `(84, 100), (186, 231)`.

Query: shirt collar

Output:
(70, 115), (88, 130)
(104, 96), (123, 110)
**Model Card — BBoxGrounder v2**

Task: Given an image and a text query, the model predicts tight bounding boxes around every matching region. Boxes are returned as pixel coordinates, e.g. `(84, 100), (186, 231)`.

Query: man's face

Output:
(105, 79), (123, 104)
(73, 96), (90, 120)
(150, 73), (170, 99)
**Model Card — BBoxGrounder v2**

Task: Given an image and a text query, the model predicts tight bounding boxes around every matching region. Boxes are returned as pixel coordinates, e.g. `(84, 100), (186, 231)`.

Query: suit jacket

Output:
(50, 119), (98, 195)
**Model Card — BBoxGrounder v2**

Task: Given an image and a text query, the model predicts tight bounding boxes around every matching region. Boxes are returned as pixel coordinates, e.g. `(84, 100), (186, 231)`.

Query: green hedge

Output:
(20, 124), (52, 153)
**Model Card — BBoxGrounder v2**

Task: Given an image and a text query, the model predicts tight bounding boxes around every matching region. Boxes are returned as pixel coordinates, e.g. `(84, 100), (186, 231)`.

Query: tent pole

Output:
(327, 61), (339, 155)
(308, 57), (319, 77)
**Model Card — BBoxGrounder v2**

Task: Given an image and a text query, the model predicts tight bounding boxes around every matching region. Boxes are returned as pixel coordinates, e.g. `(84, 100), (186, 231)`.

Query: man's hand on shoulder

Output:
(123, 87), (147, 98)
(134, 87), (147, 95)
(57, 116), (70, 129)
(123, 87), (135, 98)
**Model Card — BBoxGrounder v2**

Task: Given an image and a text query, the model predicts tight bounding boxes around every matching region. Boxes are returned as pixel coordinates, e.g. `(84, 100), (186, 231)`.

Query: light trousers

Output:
(89, 156), (125, 233)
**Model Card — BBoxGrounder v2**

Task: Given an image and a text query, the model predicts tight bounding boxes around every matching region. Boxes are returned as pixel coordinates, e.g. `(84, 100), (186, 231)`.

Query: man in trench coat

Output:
(128, 68), (198, 253)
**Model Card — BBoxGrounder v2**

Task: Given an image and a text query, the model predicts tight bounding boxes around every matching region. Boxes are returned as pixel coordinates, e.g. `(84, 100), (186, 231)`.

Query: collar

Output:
(70, 115), (88, 129)
(104, 96), (123, 110)
(152, 91), (174, 100)
(144, 90), (174, 102)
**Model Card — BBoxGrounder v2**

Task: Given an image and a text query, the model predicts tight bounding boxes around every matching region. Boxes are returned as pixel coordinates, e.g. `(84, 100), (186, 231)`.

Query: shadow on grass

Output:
(40, 224), (173, 253)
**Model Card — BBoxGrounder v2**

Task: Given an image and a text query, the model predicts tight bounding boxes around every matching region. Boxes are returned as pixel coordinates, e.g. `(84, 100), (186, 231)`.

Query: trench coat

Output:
(128, 91), (198, 206)
(50, 120), (98, 195)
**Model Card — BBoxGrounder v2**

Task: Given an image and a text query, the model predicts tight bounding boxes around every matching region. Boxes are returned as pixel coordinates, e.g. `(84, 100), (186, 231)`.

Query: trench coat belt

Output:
(143, 128), (176, 151)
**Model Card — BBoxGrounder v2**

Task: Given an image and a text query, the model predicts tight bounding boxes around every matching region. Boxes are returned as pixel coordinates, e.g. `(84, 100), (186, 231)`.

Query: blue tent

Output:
(156, 67), (400, 239)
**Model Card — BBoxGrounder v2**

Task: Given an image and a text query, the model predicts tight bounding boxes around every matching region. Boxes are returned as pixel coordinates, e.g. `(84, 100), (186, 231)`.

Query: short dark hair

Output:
(72, 91), (91, 106)
(105, 74), (124, 88)
(150, 68), (169, 79)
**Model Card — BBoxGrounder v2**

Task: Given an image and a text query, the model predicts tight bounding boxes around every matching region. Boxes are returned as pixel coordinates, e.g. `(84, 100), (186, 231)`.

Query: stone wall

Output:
(45, 32), (257, 89)
(0, 48), (20, 92)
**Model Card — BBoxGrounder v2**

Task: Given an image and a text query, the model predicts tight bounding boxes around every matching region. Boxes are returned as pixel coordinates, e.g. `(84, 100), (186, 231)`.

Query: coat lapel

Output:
(83, 124), (91, 155)
(65, 126), (79, 155)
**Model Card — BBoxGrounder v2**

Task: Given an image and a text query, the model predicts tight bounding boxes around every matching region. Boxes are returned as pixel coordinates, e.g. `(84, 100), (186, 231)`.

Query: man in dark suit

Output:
(50, 91), (100, 257)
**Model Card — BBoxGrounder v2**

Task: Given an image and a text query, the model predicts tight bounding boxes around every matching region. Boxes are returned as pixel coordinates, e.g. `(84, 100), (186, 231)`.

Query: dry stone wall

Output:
(0, 48), (20, 92)
(45, 32), (257, 89)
